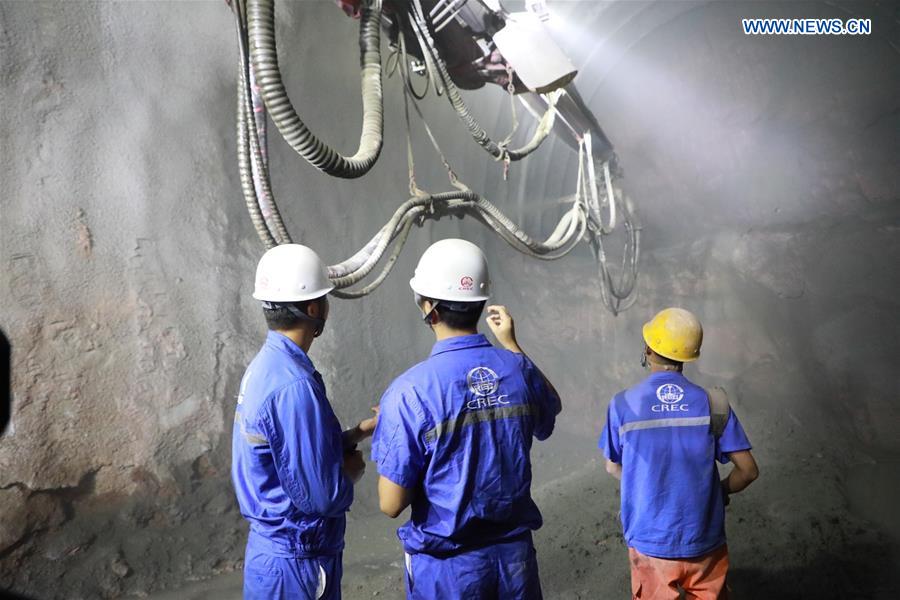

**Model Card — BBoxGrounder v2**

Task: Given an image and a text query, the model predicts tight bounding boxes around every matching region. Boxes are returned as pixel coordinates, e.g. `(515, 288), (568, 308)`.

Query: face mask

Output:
(311, 318), (326, 338)
(313, 298), (329, 338)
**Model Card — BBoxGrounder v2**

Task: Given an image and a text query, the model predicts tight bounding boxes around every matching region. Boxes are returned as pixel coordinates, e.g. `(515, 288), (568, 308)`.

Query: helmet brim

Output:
(253, 284), (335, 303)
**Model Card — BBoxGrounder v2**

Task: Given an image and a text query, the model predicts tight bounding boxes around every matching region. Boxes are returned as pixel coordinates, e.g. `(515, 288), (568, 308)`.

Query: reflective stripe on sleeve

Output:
(235, 410), (268, 445)
(244, 432), (268, 445)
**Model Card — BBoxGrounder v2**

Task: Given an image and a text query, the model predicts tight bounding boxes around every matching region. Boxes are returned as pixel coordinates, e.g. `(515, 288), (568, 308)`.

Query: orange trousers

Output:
(628, 545), (729, 600)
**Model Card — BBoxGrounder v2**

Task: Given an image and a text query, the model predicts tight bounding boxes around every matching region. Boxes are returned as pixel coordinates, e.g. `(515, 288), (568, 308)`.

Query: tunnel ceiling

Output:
(205, 0), (900, 257)
(280, 0), (900, 253)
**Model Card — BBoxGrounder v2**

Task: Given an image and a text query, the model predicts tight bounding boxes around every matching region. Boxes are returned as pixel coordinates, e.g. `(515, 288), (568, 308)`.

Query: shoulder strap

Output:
(705, 386), (731, 439)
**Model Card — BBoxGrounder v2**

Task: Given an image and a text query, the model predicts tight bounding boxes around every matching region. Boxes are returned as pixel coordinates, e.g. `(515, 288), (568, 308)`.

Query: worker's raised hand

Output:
(343, 406), (380, 449)
(358, 406), (380, 438)
(486, 305), (521, 353)
(343, 449), (366, 484)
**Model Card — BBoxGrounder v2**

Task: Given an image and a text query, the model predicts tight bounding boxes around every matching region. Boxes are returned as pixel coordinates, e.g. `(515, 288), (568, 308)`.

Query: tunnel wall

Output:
(1, 1), (898, 598)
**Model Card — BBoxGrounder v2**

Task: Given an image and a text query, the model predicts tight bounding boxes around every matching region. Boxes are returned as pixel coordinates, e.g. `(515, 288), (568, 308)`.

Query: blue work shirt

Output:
(599, 371), (752, 559)
(232, 331), (353, 557)
(372, 333), (561, 557)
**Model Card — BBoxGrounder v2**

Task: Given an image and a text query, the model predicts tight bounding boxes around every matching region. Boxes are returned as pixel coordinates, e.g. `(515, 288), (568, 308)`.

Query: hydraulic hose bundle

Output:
(229, 0), (640, 313)
(247, 0), (384, 178)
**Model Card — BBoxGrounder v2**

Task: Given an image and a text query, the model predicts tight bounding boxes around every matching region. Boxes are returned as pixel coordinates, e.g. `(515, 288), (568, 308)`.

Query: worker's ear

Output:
(307, 297), (328, 319)
(640, 345), (651, 369)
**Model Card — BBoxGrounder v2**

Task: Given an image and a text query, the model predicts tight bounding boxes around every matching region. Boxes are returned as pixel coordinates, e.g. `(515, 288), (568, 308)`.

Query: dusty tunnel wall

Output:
(1, 1), (898, 598)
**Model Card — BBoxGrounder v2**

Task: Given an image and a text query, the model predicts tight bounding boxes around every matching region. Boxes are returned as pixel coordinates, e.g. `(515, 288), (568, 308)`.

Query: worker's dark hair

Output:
(648, 347), (683, 371)
(430, 299), (485, 330)
(263, 297), (325, 331)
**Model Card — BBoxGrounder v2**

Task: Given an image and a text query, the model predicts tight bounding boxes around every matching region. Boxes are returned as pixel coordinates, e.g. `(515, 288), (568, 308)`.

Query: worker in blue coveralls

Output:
(600, 308), (759, 599)
(232, 244), (378, 600)
(371, 238), (562, 600)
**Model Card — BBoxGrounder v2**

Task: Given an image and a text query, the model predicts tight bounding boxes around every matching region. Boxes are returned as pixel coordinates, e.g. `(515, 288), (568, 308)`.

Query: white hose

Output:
(230, 0), (639, 311)
(602, 159), (617, 234)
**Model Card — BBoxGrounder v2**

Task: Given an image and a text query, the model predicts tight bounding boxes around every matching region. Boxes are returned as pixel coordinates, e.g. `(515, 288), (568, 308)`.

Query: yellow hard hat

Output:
(642, 308), (703, 362)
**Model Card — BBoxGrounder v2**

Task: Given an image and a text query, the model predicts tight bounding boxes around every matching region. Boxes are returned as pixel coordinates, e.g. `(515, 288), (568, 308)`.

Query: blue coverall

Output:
(372, 333), (561, 600)
(599, 371), (752, 558)
(232, 331), (352, 600)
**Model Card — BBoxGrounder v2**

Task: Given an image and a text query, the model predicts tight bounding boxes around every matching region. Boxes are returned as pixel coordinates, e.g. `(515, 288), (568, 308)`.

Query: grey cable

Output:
(234, 27), (277, 248)
(247, 0), (384, 178)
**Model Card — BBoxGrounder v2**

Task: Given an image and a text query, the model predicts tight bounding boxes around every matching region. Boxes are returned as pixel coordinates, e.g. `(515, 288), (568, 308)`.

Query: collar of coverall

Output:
(429, 333), (492, 357)
(265, 330), (317, 373)
(645, 370), (687, 383)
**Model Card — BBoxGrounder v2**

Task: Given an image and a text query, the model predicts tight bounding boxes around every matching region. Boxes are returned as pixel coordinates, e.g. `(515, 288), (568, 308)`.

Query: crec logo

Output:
(467, 366), (499, 397)
(656, 384), (685, 404)
(466, 366), (508, 410)
(653, 383), (688, 412)
(460, 276), (474, 290)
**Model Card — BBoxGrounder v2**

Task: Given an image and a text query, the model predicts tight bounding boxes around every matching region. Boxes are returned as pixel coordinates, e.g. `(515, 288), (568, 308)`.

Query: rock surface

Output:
(1, 1), (898, 598)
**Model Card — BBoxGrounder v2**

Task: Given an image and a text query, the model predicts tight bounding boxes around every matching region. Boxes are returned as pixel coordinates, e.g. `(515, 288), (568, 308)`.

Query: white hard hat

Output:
(409, 239), (491, 302)
(252, 244), (334, 302)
